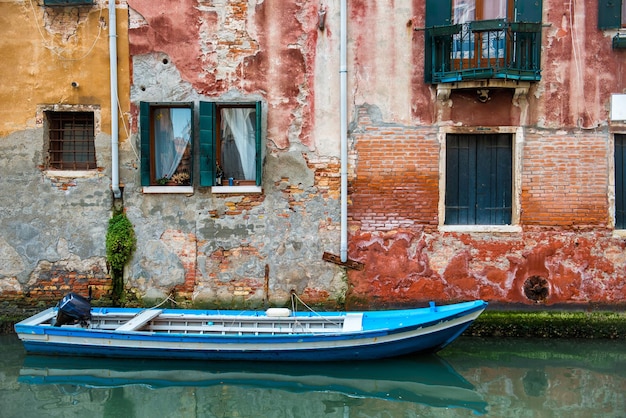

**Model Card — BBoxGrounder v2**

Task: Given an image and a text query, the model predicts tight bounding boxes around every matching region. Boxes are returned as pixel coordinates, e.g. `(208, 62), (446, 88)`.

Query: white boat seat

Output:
(116, 309), (163, 331)
(342, 313), (363, 332)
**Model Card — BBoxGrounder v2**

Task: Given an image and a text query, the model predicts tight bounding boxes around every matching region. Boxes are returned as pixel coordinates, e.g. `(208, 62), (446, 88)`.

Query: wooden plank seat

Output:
(116, 309), (163, 331)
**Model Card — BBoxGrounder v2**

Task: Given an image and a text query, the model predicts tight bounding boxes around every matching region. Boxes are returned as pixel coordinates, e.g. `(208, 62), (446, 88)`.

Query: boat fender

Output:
(265, 308), (292, 317)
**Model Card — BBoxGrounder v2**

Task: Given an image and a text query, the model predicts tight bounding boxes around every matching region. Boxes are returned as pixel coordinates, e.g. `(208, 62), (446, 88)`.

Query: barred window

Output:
(46, 111), (96, 170)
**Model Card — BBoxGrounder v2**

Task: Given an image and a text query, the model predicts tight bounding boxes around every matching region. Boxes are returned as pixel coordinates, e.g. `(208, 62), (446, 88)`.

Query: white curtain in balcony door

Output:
(453, 0), (475, 24)
(482, 0), (507, 20)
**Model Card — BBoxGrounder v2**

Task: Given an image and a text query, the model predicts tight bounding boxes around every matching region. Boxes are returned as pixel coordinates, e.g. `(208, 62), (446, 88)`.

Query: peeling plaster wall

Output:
(347, 0), (626, 308)
(0, 1), (129, 308)
(2, 0), (626, 311)
(122, 0), (347, 308)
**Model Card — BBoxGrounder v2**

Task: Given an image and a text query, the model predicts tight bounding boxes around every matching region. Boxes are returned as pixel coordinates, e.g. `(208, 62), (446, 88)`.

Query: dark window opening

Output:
(47, 111), (96, 170)
(445, 133), (512, 225)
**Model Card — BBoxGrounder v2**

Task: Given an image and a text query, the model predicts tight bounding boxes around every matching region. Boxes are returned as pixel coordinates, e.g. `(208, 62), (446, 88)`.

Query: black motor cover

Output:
(54, 292), (92, 326)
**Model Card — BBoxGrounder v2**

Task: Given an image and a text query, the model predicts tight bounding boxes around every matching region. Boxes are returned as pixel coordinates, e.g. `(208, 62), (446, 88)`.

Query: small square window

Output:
(140, 103), (193, 187)
(46, 111), (96, 170)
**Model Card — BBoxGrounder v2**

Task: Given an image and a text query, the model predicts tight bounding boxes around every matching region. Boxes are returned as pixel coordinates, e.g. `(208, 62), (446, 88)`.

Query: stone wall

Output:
(2, 1), (626, 313)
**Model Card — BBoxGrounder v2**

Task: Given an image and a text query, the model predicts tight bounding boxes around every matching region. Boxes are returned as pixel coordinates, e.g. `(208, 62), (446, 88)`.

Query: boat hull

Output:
(16, 301), (487, 361)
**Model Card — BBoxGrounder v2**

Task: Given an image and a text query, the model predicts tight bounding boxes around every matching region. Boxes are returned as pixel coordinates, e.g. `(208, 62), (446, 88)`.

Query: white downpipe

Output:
(340, 0), (348, 262)
(109, 1), (121, 199)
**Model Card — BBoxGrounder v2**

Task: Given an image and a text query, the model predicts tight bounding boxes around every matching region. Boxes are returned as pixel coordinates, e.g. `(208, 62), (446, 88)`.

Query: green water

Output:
(1, 334), (624, 417)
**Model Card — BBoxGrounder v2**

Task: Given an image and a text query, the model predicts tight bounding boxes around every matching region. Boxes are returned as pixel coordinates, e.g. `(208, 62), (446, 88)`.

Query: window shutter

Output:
(255, 101), (262, 187)
(139, 102), (151, 186)
(475, 135), (512, 225)
(615, 135), (626, 228)
(424, 0), (452, 83)
(199, 101), (216, 187)
(598, 0), (622, 29)
(425, 0), (452, 27)
(445, 135), (473, 225)
(515, 0), (543, 22)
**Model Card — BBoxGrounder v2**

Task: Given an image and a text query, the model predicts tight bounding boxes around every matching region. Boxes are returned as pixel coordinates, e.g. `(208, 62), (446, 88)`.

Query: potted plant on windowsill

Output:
(156, 177), (171, 185)
(171, 171), (190, 185)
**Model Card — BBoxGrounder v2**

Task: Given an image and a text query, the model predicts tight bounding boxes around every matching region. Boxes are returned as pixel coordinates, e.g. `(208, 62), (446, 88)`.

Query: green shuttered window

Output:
(140, 101), (263, 189)
(445, 134), (512, 225)
(199, 102), (262, 187)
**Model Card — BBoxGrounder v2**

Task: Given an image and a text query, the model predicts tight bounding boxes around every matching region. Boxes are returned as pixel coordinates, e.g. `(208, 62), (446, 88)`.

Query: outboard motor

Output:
(54, 292), (92, 327)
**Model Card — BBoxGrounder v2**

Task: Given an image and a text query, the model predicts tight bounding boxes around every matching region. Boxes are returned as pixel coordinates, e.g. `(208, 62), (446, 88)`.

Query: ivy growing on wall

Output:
(106, 211), (136, 305)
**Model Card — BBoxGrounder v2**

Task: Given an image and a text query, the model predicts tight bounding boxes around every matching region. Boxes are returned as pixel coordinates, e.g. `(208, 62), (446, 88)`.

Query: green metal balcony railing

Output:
(426, 19), (542, 84)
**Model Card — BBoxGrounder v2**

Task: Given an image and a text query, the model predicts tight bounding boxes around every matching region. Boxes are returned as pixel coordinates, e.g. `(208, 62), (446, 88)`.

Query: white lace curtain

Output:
(153, 108), (192, 180)
(221, 108), (256, 181)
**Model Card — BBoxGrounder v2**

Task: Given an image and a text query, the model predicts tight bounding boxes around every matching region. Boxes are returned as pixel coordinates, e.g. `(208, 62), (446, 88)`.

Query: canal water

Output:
(1, 333), (624, 417)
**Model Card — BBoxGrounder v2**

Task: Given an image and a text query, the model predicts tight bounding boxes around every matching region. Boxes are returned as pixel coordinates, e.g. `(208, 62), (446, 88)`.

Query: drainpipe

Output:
(109, 0), (121, 199)
(340, 0), (348, 262)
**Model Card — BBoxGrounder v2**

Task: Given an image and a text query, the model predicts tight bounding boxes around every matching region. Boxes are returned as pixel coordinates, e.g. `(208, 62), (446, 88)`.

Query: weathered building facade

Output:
(1, 0), (626, 311)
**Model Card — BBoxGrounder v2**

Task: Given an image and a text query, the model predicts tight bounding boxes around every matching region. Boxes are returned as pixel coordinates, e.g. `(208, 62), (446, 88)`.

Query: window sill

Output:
(440, 225), (522, 233)
(211, 185), (262, 194)
(142, 186), (194, 194)
(44, 169), (99, 178)
(612, 230), (626, 238)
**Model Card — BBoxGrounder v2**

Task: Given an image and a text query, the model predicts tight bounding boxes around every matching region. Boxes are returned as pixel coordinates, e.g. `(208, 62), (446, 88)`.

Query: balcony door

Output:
(452, 0), (514, 71)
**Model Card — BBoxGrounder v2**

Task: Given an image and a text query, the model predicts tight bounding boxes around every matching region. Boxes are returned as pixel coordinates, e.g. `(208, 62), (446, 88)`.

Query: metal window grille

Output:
(47, 112), (96, 170)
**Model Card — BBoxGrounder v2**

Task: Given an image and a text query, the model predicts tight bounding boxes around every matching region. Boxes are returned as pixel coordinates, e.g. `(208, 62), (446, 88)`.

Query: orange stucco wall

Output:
(0, 1), (129, 138)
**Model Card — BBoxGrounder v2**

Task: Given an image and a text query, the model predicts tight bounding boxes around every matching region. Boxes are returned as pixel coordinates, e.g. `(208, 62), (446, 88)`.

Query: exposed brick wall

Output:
(0, 265), (111, 306)
(521, 131), (609, 227)
(349, 106), (440, 232)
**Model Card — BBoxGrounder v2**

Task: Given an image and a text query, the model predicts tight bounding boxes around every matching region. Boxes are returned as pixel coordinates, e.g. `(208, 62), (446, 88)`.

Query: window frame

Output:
(45, 111), (97, 171)
(199, 101), (263, 192)
(439, 127), (522, 232)
(140, 102), (194, 193)
(614, 133), (626, 230)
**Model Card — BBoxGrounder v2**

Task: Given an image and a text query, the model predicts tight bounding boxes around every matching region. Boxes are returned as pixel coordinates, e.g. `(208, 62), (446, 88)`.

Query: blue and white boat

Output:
(15, 293), (487, 361)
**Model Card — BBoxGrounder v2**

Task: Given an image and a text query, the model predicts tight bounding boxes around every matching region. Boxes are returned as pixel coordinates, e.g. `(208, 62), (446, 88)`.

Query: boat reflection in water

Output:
(19, 354), (487, 415)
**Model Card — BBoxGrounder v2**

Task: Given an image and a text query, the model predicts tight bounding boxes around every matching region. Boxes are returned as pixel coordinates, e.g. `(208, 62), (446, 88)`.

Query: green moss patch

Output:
(469, 310), (626, 339)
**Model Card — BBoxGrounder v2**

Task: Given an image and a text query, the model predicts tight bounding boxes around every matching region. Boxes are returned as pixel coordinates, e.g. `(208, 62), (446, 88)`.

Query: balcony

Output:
(426, 19), (542, 84)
